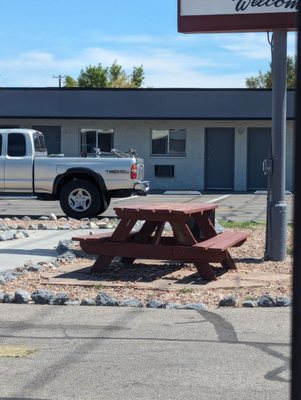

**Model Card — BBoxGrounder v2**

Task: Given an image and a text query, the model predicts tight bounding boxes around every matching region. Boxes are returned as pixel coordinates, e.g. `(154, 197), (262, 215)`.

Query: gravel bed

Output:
(0, 215), (293, 309)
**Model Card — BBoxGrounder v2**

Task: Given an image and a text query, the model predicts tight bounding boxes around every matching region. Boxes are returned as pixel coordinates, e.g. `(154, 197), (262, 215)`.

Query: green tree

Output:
(131, 65), (144, 87)
(64, 75), (78, 87)
(245, 55), (296, 89)
(77, 64), (108, 88)
(64, 61), (145, 88)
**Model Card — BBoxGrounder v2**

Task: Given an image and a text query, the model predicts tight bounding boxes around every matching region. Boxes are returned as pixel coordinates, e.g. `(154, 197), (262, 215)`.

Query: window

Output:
(7, 133), (26, 157)
(0, 135), (2, 156)
(151, 129), (186, 156)
(155, 165), (175, 177)
(33, 131), (47, 154)
(81, 129), (113, 155)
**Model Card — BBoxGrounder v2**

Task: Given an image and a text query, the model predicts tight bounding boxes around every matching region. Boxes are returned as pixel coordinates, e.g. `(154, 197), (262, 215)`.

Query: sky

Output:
(0, 0), (297, 88)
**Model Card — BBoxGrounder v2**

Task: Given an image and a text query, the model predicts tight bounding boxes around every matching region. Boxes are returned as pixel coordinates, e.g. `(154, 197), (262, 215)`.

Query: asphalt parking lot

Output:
(0, 192), (294, 222)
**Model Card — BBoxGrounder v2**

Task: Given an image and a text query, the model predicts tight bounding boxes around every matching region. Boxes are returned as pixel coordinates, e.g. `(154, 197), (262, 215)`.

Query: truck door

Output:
(4, 132), (33, 192)
(0, 134), (4, 189)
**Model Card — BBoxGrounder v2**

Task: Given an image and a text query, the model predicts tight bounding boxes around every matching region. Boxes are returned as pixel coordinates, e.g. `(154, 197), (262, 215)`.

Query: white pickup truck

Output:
(0, 129), (149, 219)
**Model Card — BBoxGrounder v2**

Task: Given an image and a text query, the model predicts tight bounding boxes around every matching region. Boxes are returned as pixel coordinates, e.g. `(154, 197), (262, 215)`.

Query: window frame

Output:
(151, 128), (186, 157)
(80, 128), (114, 155)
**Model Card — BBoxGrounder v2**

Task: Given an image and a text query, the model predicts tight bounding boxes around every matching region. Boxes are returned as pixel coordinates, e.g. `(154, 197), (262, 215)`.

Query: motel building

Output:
(0, 87), (295, 193)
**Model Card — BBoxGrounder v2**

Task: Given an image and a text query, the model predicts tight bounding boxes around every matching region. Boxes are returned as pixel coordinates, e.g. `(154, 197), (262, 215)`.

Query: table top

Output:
(114, 202), (218, 217)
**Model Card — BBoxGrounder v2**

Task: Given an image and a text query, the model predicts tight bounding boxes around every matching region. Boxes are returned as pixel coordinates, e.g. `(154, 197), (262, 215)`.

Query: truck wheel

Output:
(59, 180), (101, 219)
(98, 195), (111, 215)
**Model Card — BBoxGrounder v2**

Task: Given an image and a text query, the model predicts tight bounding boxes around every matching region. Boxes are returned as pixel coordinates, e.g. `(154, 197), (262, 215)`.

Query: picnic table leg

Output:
(91, 255), (114, 274)
(91, 217), (137, 274)
(121, 221), (163, 264)
(221, 252), (237, 270)
(194, 262), (217, 281)
(170, 219), (218, 281)
(192, 211), (217, 239)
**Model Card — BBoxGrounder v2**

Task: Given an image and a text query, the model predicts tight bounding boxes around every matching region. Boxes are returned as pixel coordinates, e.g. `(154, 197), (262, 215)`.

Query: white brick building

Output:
(0, 88), (295, 192)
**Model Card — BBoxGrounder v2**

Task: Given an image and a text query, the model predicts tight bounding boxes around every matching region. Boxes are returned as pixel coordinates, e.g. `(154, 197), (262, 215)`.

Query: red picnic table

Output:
(73, 203), (249, 281)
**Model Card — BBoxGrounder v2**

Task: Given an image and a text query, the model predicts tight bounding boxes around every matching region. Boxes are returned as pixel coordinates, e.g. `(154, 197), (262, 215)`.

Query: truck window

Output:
(33, 132), (47, 153)
(7, 133), (26, 157)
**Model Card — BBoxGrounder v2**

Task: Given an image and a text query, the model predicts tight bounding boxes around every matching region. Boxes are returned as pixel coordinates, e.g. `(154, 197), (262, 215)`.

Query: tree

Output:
(64, 75), (78, 88)
(64, 61), (145, 88)
(245, 55), (296, 89)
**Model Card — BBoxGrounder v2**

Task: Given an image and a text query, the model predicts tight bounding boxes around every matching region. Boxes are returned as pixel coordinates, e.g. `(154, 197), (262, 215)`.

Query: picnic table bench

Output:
(73, 203), (249, 281)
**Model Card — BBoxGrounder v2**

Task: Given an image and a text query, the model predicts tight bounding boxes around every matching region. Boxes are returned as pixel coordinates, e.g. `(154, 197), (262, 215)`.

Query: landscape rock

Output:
(257, 295), (277, 307)
(15, 289), (31, 304)
(28, 224), (39, 230)
(25, 263), (43, 272)
(95, 292), (119, 306)
(8, 224), (18, 230)
(14, 231), (29, 239)
(0, 231), (16, 241)
(0, 277), (6, 285)
(81, 298), (95, 306)
(218, 295), (238, 307)
(183, 303), (207, 311)
(38, 223), (48, 230)
(50, 292), (69, 305)
(3, 293), (15, 303)
(242, 300), (258, 308)
(88, 221), (98, 229)
(1, 270), (20, 282)
(146, 299), (164, 309)
(120, 299), (143, 308)
(31, 289), (54, 304)
(58, 224), (71, 230)
(57, 251), (76, 262)
(56, 240), (74, 255)
(276, 296), (292, 307)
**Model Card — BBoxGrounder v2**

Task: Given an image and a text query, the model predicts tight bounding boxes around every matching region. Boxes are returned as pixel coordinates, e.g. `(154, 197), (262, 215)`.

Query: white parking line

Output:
(205, 195), (231, 204)
(112, 195), (139, 203)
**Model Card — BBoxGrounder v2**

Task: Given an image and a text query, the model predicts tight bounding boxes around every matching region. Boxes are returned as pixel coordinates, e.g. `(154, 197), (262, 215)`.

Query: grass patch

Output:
(179, 288), (194, 294)
(218, 220), (265, 229)
(218, 220), (294, 230)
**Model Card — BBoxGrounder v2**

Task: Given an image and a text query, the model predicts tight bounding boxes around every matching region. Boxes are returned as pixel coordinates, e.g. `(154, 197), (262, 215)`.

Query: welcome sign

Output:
(178, 0), (298, 32)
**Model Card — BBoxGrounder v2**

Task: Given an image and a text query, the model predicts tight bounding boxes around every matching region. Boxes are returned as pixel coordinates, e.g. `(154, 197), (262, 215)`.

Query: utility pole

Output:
(53, 74), (66, 88)
(266, 30), (288, 261)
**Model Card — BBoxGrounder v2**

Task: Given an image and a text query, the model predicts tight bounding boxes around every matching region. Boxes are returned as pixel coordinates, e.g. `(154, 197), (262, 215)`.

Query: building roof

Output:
(0, 88), (295, 120)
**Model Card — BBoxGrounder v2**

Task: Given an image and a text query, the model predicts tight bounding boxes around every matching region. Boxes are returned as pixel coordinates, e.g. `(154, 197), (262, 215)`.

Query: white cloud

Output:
(220, 32), (297, 60)
(0, 31), (297, 88)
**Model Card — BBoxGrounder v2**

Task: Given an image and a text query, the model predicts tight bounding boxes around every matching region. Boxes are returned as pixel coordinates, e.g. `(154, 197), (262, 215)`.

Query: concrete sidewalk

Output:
(0, 228), (106, 273)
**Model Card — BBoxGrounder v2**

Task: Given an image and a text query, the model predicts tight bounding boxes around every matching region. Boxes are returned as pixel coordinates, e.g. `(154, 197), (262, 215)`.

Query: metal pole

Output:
(291, 11), (301, 400)
(267, 30), (288, 261)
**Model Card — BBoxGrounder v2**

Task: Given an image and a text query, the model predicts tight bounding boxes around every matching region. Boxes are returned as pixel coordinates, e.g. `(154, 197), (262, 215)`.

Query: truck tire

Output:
(59, 179), (102, 219)
(98, 195), (111, 215)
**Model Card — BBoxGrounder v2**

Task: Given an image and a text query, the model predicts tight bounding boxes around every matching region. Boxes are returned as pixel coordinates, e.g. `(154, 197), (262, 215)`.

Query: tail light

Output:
(131, 163), (138, 179)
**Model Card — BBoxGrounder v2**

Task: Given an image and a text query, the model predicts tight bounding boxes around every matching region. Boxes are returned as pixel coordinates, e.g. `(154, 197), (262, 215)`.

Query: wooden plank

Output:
(75, 239), (224, 263)
(114, 203), (218, 219)
(194, 231), (249, 252)
(72, 232), (113, 242)
(78, 241), (175, 260)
